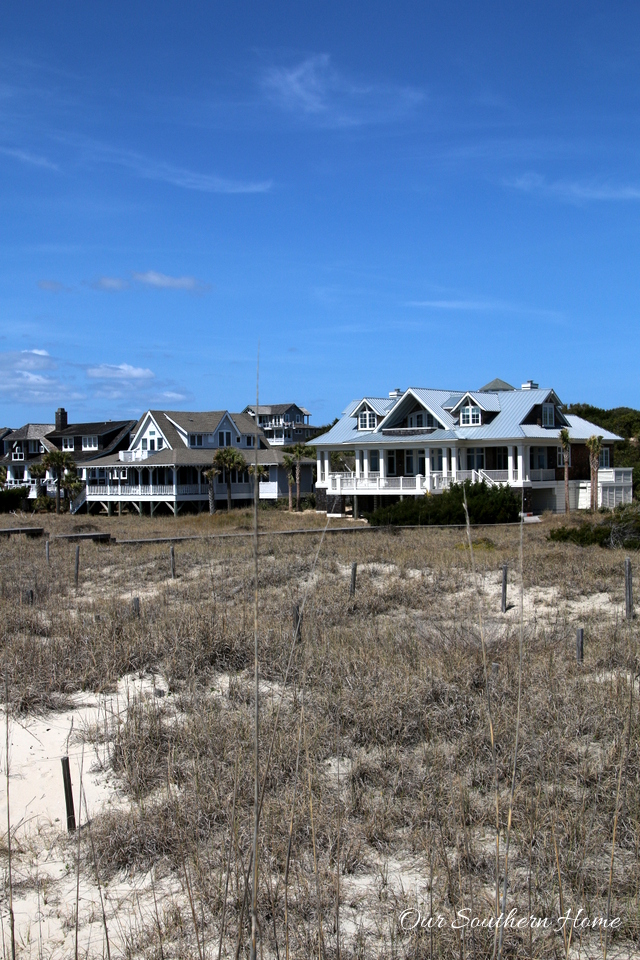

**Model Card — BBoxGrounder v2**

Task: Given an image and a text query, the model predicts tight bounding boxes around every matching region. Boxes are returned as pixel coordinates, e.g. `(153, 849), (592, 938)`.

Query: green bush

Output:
(0, 487), (30, 512)
(549, 504), (640, 550)
(366, 481), (521, 527)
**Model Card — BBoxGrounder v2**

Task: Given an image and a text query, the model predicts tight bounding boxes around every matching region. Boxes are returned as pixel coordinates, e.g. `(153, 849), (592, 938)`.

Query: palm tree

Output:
(42, 449), (76, 514)
(212, 447), (247, 512)
(585, 435), (602, 511)
(203, 464), (218, 514)
(559, 428), (571, 515)
(282, 454), (295, 512)
(28, 462), (48, 499)
(290, 443), (307, 511)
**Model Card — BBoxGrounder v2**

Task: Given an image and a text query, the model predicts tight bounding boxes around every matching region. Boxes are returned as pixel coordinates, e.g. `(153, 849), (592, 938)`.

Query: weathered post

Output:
(501, 564), (508, 614)
(576, 627), (584, 664)
(74, 544), (80, 589)
(170, 544), (175, 579)
(350, 561), (357, 597)
(292, 603), (302, 642)
(60, 756), (76, 831)
(45, 540), (50, 564)
(133, 597), (140, 617)
(625, 558), (633, 621)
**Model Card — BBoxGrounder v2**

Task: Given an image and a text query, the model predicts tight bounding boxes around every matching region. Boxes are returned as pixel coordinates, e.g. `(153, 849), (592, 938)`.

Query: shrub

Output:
(367, 480), (521, 526)
(0, 487), (29, 512)
(549, 504), (640, 549)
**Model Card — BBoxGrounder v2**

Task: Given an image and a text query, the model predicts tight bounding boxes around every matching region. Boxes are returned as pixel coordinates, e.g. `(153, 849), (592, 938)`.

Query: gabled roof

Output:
(563, 415), (621, 442)
(450, 391), (501, 413)
(244, 403), (305, 416)
(352, 397), (397, 418)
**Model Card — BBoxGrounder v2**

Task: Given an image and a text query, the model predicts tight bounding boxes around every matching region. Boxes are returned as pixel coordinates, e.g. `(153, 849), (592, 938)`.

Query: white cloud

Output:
(508, 172), (640, 202)
(132, 270), (209, 292)
(38, 279), (70, 293)
(0, 146), (58, 170)
(96, 145), (272, 194)
(86, 363), (154, 381)
(162, 391), (187, 401)
(91, 276), (130, 291)
(407, 299), (503, 310)
(24, 348), (49, 356)
(0, 349), (60, 401)
(263, 54), (424, 127)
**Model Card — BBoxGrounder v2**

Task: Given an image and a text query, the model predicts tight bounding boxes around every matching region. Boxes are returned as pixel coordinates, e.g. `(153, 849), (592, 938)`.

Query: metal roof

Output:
(311, 385), (622, 447)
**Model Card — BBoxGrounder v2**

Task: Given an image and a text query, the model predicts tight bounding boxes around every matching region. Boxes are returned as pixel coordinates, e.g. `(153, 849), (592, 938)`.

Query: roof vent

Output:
(388, 388), (403, 399)
(521, 380), (538, 390)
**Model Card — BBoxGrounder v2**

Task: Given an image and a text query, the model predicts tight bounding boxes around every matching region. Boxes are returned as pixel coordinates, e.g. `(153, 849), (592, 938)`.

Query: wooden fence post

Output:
(74, 544), (80, 589)
(45, 540), (50, 564)
(576, 627), (584, 664)
(625, 558), (633, 621)
(133, 597), (140, 617)
(292, 603), (302, 642)
(170, 545), (175, 579)
(350, 561), (357, 597)
(61, 756), (76, 831)
(501, 564), (508, 614)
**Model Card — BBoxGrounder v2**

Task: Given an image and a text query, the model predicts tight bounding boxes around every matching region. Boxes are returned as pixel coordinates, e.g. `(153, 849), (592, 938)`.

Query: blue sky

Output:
(1, 2), (640, 427)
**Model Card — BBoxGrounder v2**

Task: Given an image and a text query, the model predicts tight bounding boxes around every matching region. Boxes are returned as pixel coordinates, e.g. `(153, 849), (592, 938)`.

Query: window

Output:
(431, 448), (443, 472)
(416, 413), (423, 428)
(296, 414), (300, 423)
(82, 436), (98, 450)
(149, 439), (155, 451)
(226, 431), (231, 447)
(529, 447), (546, 469)
(542, 403), (555, 427)
(387, 451), (396, 475)
(359, 450), (364, 473)
(466, 448), (485, 470)
(320, 451), (325, 481)
(599, 447), (610, 468)
(247, 435), (254, 447)
(460, 405), (481, 426)
(418, 452), (425, 474)
(359, 411), (368, 429)
(142, 439), (147, 450)
(218, 431), (231, 447)
(557, 445), (571, 468)
(368, 412), (376, 429)
(62, 437), (74, 451)
(496, 447), (508, 469)
(370, 450), (379, 472)
(157, 438), (163, 450)
(284, 413), (290, 422)
(406, 450), (414, 475)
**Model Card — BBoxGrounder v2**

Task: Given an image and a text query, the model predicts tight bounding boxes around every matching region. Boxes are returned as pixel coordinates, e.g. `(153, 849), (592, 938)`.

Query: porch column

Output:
(508, 446), (514, 484)
(355, 449), (361, 479)
(517, 445), (524, 484)
(424, 448), (431, 491)
(442, 448), (449, 483)
(378, 449), (385, 482)
(363, 448), (369, 479)
(451, 446), (457, 481)
(172, 467), (178, 495)
(317, 450), (323, 484)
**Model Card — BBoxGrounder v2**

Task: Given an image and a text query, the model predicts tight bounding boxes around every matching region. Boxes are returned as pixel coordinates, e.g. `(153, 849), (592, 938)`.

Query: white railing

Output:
(482, 470), (509, 483)
(530, 469), (556, 481)
(512, 469), (519, 481)
(455, 470), (476, 482)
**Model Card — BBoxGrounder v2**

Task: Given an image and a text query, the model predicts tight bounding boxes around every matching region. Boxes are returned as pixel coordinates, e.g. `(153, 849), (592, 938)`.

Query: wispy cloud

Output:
(38, 279), (71, 293)
(0, 146), (58, 170)
(132, 270), (209, 292)
(508, 172), (640, 202)
(94, 144), (272, 194)
(86, 363), (154, 381)
(90, 276), (130, 291)
(0, 348), (62, 401)
(406, 296), (564, 321)
(263, 54), (424, 127)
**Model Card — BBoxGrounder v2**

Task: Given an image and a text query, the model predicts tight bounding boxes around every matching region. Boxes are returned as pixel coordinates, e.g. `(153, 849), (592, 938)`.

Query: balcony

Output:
(599, 468), (633, 484)
(85, 480), (278, 501)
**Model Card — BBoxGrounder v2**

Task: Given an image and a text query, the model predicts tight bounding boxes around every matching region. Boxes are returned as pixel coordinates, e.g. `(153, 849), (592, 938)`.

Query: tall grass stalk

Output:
(251, 347), (260, 960)
(218, 751), (239, 960)
(496, 512), (525, 960)
(304, 711), (324, 960)
(81, 785), (112, 960)
(74, 745), (84, 960)
(285, 711), (303, 960)
(603, 674), (634, 960)
(4, 670), (14, 960)
(462, 488), (501, 957)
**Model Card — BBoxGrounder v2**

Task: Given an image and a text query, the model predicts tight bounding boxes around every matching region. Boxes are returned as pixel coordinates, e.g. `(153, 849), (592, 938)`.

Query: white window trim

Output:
(557, 445), (571, 468)
(542, 403), (555, 427)
(62, 437), (74, 451)
(599, 447), (610, 468)
(82, 436), (98, 450)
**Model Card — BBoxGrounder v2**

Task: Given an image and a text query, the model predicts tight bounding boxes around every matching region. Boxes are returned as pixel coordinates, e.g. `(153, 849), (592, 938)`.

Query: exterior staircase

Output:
(70, 485), (87, 514)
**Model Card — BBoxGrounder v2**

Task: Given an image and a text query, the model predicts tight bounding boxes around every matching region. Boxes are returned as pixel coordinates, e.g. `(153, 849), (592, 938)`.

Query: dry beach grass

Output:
(0, 508), (638, 958)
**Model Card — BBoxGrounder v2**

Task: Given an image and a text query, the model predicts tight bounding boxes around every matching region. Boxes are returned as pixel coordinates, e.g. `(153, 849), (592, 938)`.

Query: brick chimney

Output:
(55, 407), (68, 431)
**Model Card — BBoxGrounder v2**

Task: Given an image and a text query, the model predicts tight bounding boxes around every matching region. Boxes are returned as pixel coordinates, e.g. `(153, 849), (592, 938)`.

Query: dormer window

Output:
(62, 437), (74, 451)
(460, 405), (481, 426)
(190, 434), (203, 447)
(82, 436), (98, 450)
(358, 410), (376, 430)
(542, 403), (555, 427)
